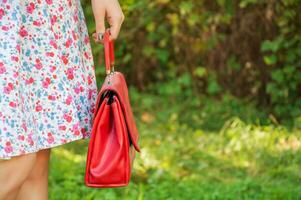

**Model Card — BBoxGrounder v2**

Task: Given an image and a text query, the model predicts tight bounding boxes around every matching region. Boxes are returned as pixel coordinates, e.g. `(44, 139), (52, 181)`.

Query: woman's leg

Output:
(0, 152), (37, 200)
(16, 148), (51, 200)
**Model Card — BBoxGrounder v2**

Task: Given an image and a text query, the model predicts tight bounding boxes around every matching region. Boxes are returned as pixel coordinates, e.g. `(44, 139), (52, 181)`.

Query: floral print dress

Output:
(0, 0), (98, 160)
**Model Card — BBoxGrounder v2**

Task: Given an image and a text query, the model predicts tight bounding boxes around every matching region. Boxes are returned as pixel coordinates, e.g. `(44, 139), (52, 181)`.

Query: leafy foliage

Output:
(261, 0), (301, 119)
(81, 0), (301, 122)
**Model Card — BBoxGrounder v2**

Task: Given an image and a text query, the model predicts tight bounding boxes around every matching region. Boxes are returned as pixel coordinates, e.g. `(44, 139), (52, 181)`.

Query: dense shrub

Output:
(81, 0), (301, 121)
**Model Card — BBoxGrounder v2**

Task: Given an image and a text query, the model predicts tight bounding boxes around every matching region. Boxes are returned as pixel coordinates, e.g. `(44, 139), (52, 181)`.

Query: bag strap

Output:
(103, 30), (115, 75)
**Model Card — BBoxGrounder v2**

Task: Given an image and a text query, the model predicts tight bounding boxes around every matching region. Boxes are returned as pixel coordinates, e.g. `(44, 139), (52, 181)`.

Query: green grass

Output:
(49, 85), (301, 200)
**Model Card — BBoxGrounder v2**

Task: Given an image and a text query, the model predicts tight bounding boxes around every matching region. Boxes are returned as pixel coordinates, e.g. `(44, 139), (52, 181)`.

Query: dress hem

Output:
(0, 134), (91, 160)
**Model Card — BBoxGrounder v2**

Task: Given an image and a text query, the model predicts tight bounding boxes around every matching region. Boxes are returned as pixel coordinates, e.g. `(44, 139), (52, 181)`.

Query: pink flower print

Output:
(4, 142), (13, 153)
(66, 68), (74, 80)
(0, 8), (4, 20)
(4, 86), (11, 94)
(72, 31), (77, 40)
(82, 128), (89, 138)
(59, 125), (66, 131)
(72, 123), (80, 135)
(73, 129), (80, 136)
(61, 139), (67, 143)
(0, 62), (6, 74)
(46, 52), (54, 57)
(35, 104), (42, 112)
(4, 82), (14, 94)
(9, 101), (17, 108)
(68, 0), (72, 7)
(47, 132), (54, 144)
(18, 135), (25, 141)
(7, 83), (13, 90)
(63, 113), (72, 123)
(45, 0), (52, 5)
(11, 56), (19, 62)
(33, 20), (41, 26)
(16, 44), (21, 53)
(50, 66), (56, 73)
(35, 59), (42, 70)
(81, 127), (87, 134)
(26, 2), (35, 14)
(42, 77), (51, 88)
(21, 122), (28, 132)
(90, 106), (96, 114)
(61, 55), (69, 65)
(54, 33), (60, 40)
(48, 95), (56, 101)
(13, 72), (19, 78)
(58, 6), (64, 12)
(73, 13), (78, 22)
(84, 52), (90, 60)
(87, 75), (93, 85)
(50, 40), (58, 49)
(19, 26), (28, 37)
(26, 77), (34, 85)
(65, 95), (73, 105)
(72, 122), (79, 130)
(65, 38), (72, 48)
(74, 87), (80, 94)
(88, 89), (95, 100)
(50, 15), (57, 25)
(84, 36), (90, 44)
(1, 26), (9, 31)
(27, 136), (34, 146)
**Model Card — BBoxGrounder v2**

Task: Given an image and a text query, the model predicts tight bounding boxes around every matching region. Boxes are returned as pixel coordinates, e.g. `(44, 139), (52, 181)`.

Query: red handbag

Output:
(85, 31), (141, 188)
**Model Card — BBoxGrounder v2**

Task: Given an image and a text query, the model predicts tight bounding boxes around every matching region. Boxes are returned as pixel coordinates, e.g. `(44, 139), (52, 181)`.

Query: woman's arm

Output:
(91, 0), (125, 41)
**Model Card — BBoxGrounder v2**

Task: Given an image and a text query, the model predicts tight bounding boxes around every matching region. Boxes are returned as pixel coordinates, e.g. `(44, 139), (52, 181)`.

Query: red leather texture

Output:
(97, 72), (141, 152)
(85, 30), (140, 188)
(104, 31), (115, 74)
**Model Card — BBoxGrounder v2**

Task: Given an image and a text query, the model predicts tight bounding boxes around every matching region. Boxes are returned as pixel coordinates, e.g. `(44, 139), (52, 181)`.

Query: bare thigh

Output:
(25, 148), (51, 180)
(15, 148), (51, 200)
(0, 152), (37, 199)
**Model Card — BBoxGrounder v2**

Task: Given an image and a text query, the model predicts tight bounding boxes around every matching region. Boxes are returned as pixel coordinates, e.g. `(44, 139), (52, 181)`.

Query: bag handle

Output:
(103, 30), (115, 75)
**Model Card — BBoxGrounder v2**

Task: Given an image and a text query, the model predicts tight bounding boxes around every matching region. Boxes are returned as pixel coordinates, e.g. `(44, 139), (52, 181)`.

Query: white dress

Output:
(0, 0), (98, 159)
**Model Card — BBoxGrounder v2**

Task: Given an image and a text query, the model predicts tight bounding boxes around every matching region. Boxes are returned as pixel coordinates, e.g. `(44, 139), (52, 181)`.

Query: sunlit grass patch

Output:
(49, 89), (301, 199)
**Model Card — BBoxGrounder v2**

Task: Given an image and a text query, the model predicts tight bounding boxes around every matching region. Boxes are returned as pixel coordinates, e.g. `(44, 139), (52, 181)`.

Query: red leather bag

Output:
(85, 31), (141, 188)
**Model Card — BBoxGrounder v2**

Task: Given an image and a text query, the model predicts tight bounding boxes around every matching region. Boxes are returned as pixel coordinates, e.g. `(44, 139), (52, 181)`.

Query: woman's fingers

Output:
(91, 0), (106, 34)
(106, 1), (125, 40)
(91, 0), (125, 42)
(107, 13), (124, 40)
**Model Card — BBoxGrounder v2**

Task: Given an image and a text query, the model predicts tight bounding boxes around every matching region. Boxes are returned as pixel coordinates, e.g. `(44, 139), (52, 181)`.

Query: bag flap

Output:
(94, 71), (141, 152)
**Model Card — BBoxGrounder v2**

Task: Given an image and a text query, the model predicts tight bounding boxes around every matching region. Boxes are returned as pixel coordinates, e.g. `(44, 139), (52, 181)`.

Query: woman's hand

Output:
(91, 0), (125, 41)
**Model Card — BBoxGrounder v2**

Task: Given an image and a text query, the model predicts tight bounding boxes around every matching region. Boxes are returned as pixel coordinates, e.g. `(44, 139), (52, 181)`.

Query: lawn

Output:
(49, 84), (301, 200)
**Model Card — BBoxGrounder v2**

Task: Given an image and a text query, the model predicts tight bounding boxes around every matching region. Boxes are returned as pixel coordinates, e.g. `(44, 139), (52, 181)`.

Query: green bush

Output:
(81, 0), (301, 121)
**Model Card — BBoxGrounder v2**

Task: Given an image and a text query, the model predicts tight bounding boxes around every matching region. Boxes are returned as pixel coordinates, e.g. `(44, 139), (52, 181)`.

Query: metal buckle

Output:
(106, 63), (116, 85)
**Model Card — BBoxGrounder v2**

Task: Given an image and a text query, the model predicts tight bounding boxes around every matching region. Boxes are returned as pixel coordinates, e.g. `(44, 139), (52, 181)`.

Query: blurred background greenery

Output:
(49, 0), (301, 199)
